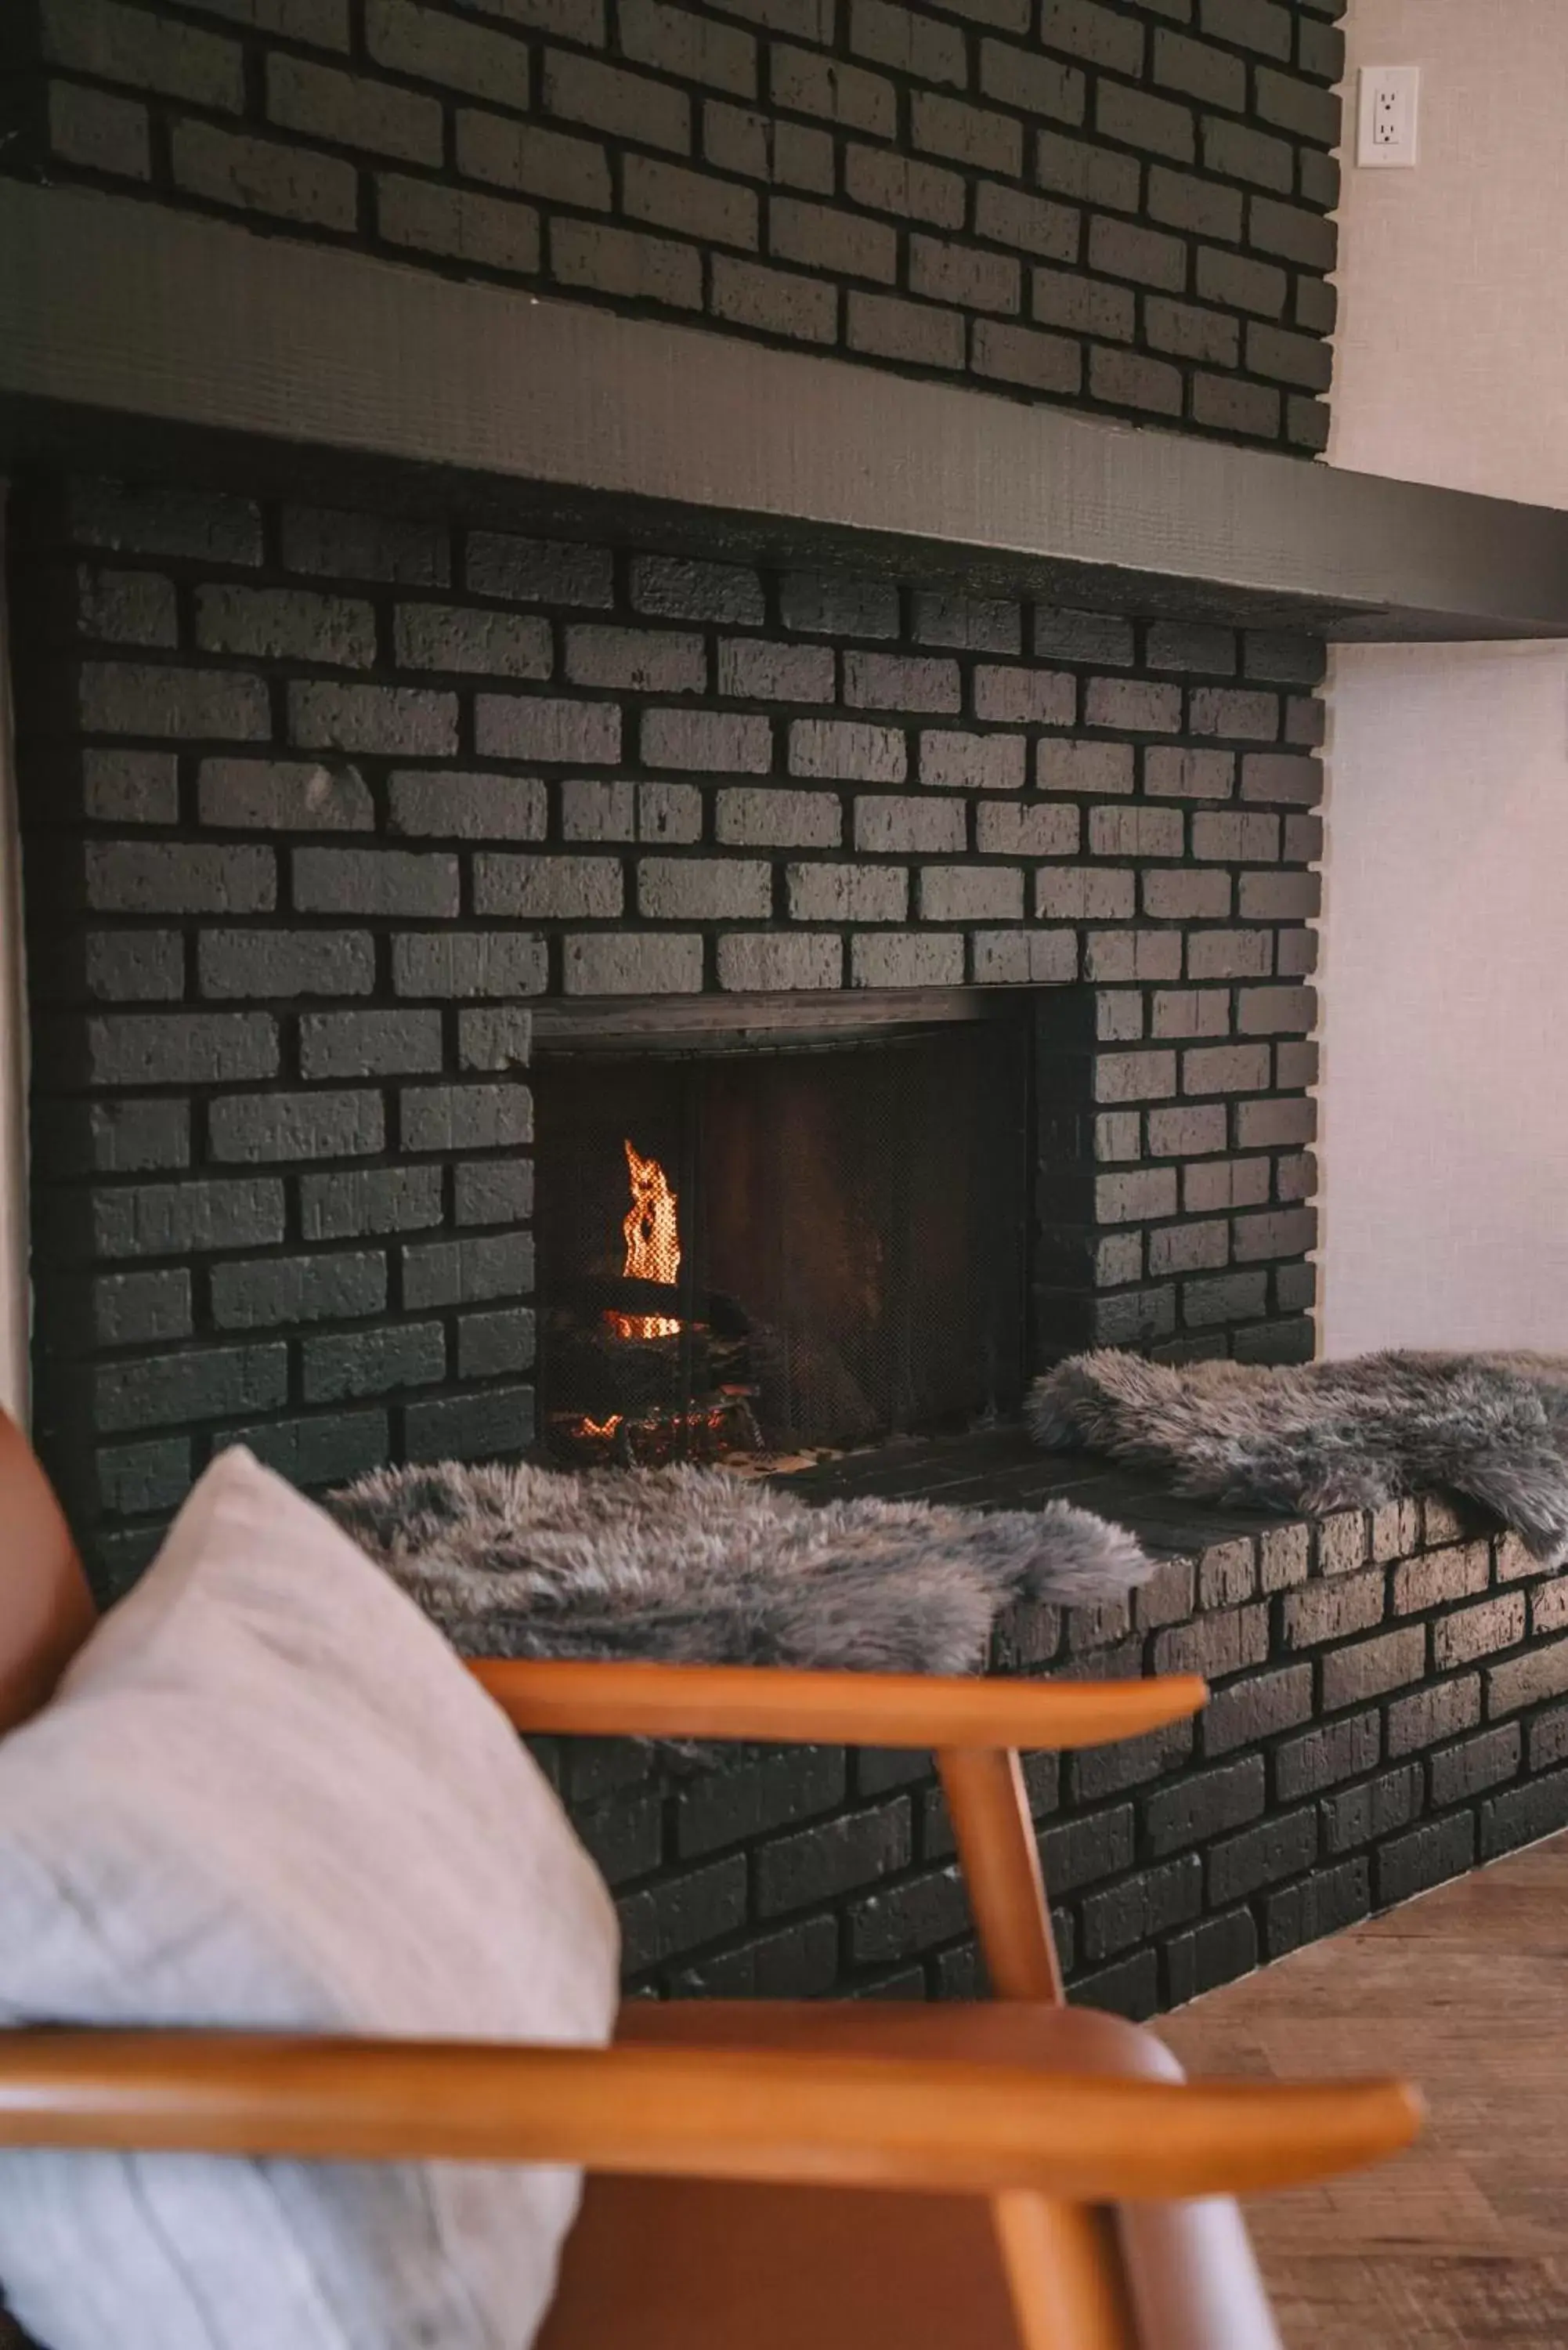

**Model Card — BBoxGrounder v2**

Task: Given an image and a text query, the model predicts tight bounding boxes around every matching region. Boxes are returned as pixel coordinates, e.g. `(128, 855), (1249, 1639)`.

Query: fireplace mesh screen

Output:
(535, 1020), (1029, 1466)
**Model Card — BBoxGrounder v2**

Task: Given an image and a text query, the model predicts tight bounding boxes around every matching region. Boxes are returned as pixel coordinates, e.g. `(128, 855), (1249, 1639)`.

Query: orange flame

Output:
(608, 1139), (682, 1340)
(561, 1402), (740, 1462)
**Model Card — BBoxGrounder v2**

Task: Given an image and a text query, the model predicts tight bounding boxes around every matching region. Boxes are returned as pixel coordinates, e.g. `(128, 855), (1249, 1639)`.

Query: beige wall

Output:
(1319, 0), (1568, 1354)
(1330, 0), (1568, 506)
(0, 500), (29, 1418)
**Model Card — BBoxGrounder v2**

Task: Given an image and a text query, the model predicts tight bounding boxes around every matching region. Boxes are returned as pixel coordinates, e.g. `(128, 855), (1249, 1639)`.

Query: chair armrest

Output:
(0, 2030), (1419, 2201)
(465, 1658), (1207, 1748)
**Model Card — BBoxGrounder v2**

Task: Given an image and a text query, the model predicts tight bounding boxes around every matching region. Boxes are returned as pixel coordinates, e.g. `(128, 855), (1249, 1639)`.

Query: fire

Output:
(558, 1401), (746, 1466)
(608, 1139), (682, 1340)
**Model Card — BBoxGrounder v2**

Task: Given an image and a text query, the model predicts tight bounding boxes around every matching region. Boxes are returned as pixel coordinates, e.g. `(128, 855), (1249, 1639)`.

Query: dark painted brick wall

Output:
(541, 1502), (1568, 2008)
(23, 460), (1526, 2023)
(5, 0), (1342, 449)
(9, 472), (1322, 1587)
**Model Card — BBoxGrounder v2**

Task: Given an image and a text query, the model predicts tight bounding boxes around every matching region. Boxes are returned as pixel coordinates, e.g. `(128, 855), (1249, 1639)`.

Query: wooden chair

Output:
(0, 1417), (1421, 2350)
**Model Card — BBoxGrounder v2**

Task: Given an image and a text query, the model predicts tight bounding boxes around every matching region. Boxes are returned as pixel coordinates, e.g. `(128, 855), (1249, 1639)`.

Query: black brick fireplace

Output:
(11, 0), (1568, 2023)
(9, 491), (1325, 1589)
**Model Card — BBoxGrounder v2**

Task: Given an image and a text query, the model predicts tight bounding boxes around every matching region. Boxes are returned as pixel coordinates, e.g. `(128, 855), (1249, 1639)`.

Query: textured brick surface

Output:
(531, 1502), (1568, 2001)
(12, 478), (1336, 1998)
(13, 0), (1337, 453)
(12, 496), (1532, 2029)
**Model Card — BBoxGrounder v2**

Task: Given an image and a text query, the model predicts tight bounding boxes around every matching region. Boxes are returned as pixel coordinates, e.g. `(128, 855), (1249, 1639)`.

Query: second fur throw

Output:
(1028, 1349), (1568, 1564)
(327, 1461), (1154, 1676)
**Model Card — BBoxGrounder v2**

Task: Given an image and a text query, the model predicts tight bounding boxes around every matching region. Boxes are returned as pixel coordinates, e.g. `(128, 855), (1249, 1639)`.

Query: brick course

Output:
(10, 0), (1339, 453)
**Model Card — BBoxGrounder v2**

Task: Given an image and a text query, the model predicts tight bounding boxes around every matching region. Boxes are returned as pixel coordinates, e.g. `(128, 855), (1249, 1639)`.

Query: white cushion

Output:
(0, 1446), (620, 2350)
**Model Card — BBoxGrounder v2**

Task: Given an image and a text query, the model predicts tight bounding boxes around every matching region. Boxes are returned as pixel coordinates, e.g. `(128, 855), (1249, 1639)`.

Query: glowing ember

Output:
(607, 1138), (682, 1340)
(555, 1398), (754, 1466)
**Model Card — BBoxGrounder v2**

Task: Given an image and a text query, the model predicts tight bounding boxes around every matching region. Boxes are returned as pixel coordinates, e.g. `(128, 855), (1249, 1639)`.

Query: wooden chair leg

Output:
(939, 1751), (1138, 2346)
(992, 2193), (1141, 2350)
(938, 1746), (1063, 2004)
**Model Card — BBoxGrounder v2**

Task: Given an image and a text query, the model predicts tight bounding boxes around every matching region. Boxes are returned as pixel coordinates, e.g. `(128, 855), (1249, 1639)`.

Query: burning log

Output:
(547, 1391), (764, 1469)
(544, 1128), (862, 1464)
(544, 1274), (752, 1338)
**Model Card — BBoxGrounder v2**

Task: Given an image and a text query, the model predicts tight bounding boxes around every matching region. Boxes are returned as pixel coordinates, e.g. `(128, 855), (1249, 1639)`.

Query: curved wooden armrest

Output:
(464, 1658), (1208, 1748)
(0, 2031), (1420, 2200)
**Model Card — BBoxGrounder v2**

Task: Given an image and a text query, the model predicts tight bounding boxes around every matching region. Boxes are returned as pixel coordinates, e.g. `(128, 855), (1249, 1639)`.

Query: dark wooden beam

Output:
(531, 987), (1027, 1054)
(5, 182), (1568, 642)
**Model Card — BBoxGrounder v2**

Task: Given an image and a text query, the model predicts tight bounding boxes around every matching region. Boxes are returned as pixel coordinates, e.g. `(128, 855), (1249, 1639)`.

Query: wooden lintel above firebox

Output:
(530, 987), (1027, 1056)
(5, 181), (1568, 643)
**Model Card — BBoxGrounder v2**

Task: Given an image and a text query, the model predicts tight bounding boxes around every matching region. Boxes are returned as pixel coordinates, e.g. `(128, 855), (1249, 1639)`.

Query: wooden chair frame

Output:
(0, 1415), (1421, 2349)
(469, 1658), (1211, 2003)
(0, 1653), (1420, 2349)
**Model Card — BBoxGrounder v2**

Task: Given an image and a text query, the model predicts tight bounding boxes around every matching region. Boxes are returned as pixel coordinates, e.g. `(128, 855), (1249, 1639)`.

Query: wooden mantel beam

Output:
(4, 181), (1568, 641)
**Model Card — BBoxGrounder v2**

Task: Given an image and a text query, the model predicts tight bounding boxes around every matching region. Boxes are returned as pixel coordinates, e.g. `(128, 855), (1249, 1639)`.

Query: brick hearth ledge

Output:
(544, 1438), (1568, 2015)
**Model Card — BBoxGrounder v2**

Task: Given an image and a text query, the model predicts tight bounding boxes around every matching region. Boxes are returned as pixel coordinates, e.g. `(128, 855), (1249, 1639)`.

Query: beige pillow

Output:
(0, 1446), (620, 2350)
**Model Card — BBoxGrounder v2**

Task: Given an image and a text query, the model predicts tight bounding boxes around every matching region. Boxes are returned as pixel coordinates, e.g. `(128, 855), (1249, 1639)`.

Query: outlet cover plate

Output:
(1357, 64), (1420, 168)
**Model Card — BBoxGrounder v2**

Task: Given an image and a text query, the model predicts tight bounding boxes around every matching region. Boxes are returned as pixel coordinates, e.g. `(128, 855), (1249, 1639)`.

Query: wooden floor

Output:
(1162, 1831), (1568, 2348)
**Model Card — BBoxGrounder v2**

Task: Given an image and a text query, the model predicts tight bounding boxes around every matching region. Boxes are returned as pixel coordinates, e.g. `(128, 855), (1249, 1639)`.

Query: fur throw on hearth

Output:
(1028, 1349), (1568, 1564)
(326, 1460), (1155, 1675)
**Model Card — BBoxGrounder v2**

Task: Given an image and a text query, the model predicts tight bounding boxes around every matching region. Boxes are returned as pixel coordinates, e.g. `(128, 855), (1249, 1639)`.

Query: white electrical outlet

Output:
(1357, 64), (1420, 167)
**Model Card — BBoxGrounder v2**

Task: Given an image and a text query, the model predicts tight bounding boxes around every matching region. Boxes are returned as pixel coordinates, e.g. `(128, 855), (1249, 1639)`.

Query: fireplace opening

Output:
(534, 1009), (1031, 1470)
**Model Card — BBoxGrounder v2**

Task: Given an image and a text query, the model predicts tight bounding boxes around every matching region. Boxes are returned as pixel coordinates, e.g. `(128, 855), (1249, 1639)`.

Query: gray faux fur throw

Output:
(326, 1460), (1154, 1675)
(1028, 1349), (1568, 1565)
